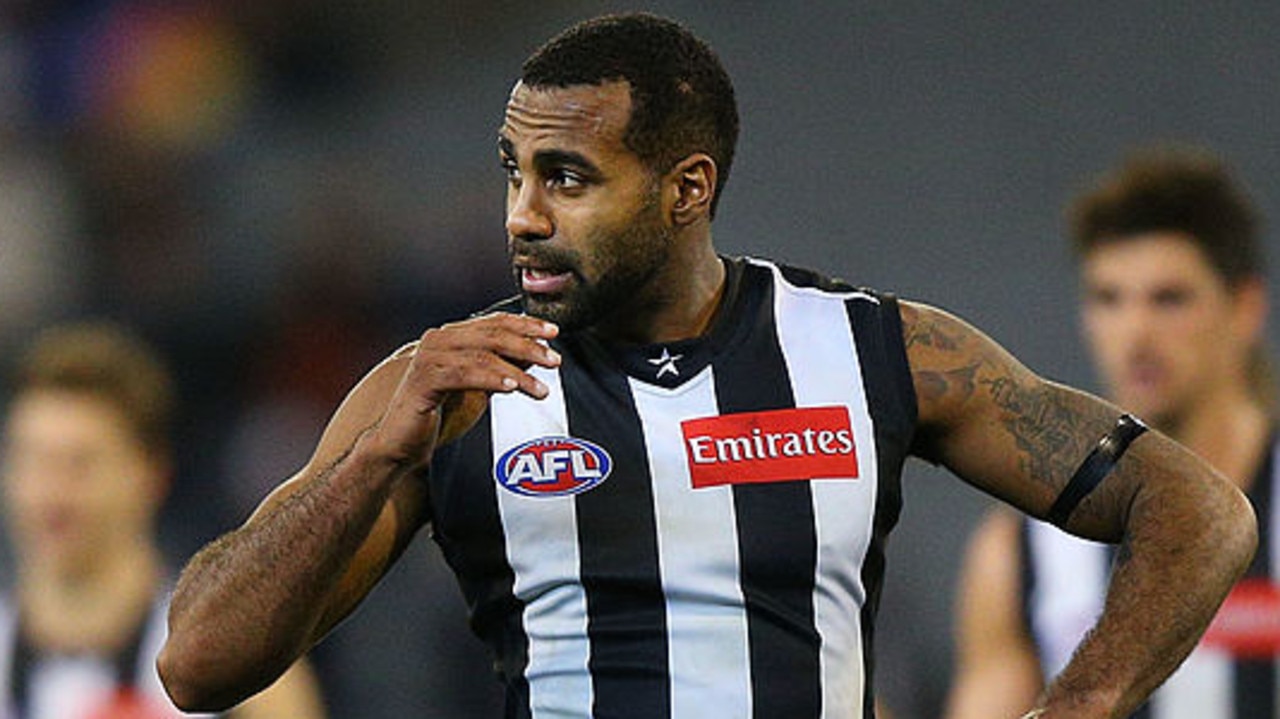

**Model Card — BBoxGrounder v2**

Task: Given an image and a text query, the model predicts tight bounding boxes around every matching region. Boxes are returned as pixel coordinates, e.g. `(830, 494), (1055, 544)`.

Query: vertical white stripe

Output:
(631, 373), (752, 719)
(1151, 649), (1232, 719)
(491, 367), (593, 718)
(768, 265), (876, 718)
(1025, 524), (1109, 678)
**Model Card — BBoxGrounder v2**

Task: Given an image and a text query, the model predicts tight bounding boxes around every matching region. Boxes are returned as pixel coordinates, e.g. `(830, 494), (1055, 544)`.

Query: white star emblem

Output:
(647, 347), (683, 379)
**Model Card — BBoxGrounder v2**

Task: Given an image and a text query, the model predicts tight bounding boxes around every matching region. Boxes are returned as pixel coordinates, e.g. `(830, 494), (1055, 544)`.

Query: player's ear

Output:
(665, 153), (716, 227)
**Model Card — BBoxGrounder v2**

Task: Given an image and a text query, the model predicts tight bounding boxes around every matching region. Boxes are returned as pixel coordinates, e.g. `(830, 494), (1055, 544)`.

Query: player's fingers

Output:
(421, 314), (560, 370)
(472, 311), (559, 339)
(411, 348), (550, 400)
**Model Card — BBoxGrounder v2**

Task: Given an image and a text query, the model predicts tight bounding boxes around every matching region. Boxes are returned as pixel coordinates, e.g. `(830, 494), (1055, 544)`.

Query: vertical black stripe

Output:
(9, 620), (33, 719)
(713, 275), (822, 719)
(429, 415), (530, 719)
(1250, 442), (1274, 576)
(1017, 519), (1038, 656)
(562, 346), (670, 719)
(845, 295), (913, 719)
(1232, 444), (1275, 719)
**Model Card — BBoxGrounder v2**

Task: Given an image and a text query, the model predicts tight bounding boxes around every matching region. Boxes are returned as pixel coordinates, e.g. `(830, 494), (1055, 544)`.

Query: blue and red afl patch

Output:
(494, 436), (613, 497)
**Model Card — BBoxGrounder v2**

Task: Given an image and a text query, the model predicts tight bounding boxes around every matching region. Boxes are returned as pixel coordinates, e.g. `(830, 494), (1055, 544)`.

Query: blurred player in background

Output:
(0, 322), (328, 718)
(946, 145), (1278, 718)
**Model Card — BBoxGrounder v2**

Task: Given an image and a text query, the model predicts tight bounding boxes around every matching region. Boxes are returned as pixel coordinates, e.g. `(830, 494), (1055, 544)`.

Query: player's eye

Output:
(501, 159), (522, 185)
(1085, 286), (1119, 308)
(1152, 287), (1192, 308)
(549, 169), (586, 190)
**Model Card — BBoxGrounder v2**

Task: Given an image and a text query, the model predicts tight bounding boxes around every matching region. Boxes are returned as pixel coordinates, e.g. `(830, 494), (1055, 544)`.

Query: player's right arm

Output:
(157, 313), (560, 713)
(902, 299), (1255, 717)
(944, 508), (1044, 719)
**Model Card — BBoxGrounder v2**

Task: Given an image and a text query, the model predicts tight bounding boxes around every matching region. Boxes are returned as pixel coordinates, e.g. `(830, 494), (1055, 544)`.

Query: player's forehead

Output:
(1083, 232), (1222, 289)
(7, 389), (129, 441)
(498, 80), (633, 157)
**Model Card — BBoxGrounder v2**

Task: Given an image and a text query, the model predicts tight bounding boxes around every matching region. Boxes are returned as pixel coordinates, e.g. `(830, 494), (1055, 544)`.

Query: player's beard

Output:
(513, 189), (672, 333)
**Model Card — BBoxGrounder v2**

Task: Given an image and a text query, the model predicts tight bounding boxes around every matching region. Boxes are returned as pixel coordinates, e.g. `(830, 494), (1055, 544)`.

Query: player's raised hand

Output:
(371, 313), (560, 467)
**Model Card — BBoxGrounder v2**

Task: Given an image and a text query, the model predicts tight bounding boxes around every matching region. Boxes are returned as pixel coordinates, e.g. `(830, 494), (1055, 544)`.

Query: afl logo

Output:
(494, 436), (613, 497)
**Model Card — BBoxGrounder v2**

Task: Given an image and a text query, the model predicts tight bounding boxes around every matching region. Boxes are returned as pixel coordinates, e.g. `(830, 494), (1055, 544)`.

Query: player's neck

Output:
(18, 540), (162, 653)
(1164, 387), (1271, 491)
(598, 242), (726, 345)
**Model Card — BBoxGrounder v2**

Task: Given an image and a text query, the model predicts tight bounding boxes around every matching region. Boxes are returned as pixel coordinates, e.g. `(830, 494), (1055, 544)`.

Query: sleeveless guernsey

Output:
(427, 256), (918, 719)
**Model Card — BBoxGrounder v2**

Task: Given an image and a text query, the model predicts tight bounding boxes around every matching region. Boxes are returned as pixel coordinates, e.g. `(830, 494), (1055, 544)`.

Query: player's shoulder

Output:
(738, 255), (887, 299)
(894, 298), (1007, 367)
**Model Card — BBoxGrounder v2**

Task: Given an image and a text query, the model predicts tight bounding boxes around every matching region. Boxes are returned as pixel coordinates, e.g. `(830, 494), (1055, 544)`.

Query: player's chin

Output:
(521, 292), (561, 318)
(523, 294), (589, 333)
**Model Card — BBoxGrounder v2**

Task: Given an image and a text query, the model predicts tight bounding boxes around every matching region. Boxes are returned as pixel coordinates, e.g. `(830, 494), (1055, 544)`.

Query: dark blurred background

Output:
(1, 2), (1278, 717)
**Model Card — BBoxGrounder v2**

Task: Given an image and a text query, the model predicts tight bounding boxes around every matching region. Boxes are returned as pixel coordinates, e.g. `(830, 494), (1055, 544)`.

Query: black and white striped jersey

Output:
(1021, 438), (1280, 719)
(0, 592), (218, 719)
(427, 256), (917, 719)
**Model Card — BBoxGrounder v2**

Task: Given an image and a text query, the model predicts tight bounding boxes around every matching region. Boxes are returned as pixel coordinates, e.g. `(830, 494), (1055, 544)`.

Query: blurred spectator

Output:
(0, 321), (327, 718)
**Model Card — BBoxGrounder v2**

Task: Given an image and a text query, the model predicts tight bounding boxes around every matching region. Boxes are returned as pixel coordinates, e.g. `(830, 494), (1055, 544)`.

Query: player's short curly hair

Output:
(1068, 144), (1264, 287)
(521, 12), (739, 216)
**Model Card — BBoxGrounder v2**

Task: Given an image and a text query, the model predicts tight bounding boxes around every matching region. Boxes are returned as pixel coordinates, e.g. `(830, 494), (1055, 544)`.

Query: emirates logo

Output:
(680, 406), (859, 488)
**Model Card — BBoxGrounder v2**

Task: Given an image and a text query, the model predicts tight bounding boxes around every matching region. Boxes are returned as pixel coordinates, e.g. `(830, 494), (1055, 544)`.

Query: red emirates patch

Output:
(1201, 578), (1280, 658)
(681, 406), (859, 488)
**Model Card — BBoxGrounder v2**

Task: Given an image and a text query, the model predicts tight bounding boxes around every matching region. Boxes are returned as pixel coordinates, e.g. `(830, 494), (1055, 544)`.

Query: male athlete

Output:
(946, 146), (1277, 719)
(159, 14), (1256, 719)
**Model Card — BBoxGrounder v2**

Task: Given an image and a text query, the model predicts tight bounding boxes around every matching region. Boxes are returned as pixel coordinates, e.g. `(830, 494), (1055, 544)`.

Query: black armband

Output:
(1046, 413), (1148, 527)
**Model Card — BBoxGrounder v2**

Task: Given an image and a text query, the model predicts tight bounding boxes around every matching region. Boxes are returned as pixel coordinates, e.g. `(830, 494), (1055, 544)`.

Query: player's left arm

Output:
(900, 299), (1256, 718)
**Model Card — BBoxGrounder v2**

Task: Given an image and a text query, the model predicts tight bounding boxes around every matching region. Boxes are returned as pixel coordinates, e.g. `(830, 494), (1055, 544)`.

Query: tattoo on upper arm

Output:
(903, 311), (961, 352)
(907, 304), (1103, 494)
(981, 375), (1082, 482)
(916, 363), (978, 403)
(906, 304), (1138, 534)
(906, 311), (977, 403)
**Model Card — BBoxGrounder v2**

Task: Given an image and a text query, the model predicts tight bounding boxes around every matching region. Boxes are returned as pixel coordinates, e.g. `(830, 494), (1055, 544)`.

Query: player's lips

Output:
(1120, 360), (1166, 393)
(522, 268), (572, 294)
(516, 259), (574, 294)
